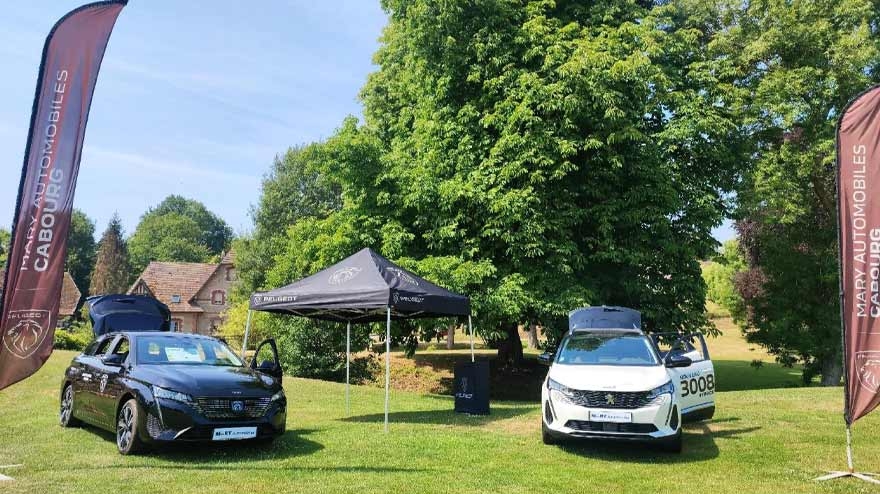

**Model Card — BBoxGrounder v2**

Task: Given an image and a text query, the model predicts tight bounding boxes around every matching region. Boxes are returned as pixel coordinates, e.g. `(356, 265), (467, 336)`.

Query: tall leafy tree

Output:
(65, 209), (96, 294)
(90, 214), (132, 295)
(128, 197), (231, 274)
(257, 0), (746, 367)
(141, 195), (232, 256)
(716, 0), (880, 384)
(360, 0), (743, 362)
(128, 213), (212, 273)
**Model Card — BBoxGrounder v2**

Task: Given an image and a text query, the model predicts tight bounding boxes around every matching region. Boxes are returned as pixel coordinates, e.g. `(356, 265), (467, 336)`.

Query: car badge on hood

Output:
(605, 393), (615, 406)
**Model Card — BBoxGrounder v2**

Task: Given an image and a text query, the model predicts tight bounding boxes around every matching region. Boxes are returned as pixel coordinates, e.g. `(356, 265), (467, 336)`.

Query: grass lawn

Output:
(1, 341), (879, 493)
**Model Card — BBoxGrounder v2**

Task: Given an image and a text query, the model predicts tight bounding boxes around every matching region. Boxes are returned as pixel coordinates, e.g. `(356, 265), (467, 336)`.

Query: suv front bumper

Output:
(541, 388), (680, 441)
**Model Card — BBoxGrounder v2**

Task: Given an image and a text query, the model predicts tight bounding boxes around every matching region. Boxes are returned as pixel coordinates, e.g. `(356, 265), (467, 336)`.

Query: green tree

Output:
(702, 239), (746, 321)
(128, 213), (212, 273)
(65, 210), (96, 295)
(90, 214), (132, 295)
(252, 0), (747, 369)
(0, 227), (9, 269)
(358, 0), (743, 362)
(715, 0), (880, 385)
(141, 195), (232, 256)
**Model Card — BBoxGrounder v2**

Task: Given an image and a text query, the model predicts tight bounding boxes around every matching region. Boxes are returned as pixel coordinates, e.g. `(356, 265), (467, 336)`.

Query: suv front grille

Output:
(565, 420), (657, 434)
(567, 390), (651, 409)
(194, 397), (271, 419)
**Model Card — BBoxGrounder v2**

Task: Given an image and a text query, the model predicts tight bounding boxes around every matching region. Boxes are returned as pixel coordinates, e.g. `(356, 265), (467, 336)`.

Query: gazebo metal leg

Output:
(346, 321), (351, 417)
(241, 310), (252, 361)
(469, 315), (474, 363)
(385, 307), (391, 433)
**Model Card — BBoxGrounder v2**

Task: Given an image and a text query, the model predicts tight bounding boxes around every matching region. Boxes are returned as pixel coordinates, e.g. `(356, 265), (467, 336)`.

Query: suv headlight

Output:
(152, 385), (193, 403)
(646, 380), (674, 404)
(270, 390), (285, 402)
(547, 378), (575, 404)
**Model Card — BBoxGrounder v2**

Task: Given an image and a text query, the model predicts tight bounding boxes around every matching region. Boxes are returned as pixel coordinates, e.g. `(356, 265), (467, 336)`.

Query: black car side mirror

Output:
(102, 353), (125, 366)
(665, 354), (692, 368)
(538, 350), (556, 366)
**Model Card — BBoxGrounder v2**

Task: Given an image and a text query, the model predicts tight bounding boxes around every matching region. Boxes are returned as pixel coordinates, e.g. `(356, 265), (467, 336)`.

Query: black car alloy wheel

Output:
(59, 385), (80, 427)
(116, 399), (143, 455)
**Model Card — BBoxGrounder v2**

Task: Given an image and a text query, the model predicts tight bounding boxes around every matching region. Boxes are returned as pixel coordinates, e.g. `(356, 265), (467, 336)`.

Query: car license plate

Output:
(589, 410), (632, 423)
(212, 427), (257, 441)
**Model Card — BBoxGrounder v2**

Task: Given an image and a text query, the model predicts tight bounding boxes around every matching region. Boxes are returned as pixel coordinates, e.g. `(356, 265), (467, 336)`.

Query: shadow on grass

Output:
(78, 427), (325, 461)
(340, 403), (533, 426)
(555, 418), (761, 464)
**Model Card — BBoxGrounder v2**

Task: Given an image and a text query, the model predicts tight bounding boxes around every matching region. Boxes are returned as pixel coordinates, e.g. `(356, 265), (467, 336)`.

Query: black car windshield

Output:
(556, 333), (659, 366)
(136, 335), (243, 366)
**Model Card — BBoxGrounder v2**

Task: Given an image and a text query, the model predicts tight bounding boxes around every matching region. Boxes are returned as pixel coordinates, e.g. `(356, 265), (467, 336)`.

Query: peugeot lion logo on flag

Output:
(2, 310), (52, 360)
(856, 352), (880, 393)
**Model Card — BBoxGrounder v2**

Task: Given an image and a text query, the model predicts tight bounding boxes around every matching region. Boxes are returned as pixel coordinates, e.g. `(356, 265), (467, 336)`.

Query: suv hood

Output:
(134, 365), (279, 398)
(548, 363), (670, 392)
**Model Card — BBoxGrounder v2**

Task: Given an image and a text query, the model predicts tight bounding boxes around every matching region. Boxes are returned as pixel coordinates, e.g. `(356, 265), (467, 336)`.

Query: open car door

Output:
(652, 332), (716, 422)
(251, 338), (283, 382)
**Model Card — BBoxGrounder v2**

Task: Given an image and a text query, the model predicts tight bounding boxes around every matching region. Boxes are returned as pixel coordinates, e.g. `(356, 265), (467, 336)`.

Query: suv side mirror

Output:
(665, 354), (692, 368)
(538, 350), (556, 366)
(102, 353), (125, 366)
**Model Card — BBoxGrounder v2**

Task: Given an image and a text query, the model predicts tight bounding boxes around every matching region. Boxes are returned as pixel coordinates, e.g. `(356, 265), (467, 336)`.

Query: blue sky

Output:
(0, 1), (735, 243)
(0, 1), (387, 237)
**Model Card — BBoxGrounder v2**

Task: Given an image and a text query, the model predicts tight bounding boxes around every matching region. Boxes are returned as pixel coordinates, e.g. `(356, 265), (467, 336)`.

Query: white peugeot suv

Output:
(539, 306), (715, 453)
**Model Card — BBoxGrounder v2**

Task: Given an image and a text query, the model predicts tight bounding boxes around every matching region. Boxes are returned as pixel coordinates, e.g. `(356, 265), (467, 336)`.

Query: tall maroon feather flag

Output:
(838, 85), (880, 426)
(822, 85), (880, 483)
(0, 1), (126, 391)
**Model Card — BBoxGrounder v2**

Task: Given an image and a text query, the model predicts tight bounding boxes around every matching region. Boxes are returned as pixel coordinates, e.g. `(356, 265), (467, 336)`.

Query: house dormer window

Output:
(211, 290), (226, 306)
(171, 295), (181, 304)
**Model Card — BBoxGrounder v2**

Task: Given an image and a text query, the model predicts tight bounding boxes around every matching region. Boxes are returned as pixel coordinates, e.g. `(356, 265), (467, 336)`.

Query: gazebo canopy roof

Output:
(249, 248), (470, 323)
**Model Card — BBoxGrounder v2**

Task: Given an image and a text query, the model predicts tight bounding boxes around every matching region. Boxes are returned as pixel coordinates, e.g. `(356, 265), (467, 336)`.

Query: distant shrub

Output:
(54, 321), (93, 351)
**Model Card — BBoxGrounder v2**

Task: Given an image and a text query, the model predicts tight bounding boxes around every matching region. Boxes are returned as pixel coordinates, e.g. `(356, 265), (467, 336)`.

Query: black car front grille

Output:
(567, 390), (651, 409)
(565, 420), (657, 434)
(194, 397), (272, 419)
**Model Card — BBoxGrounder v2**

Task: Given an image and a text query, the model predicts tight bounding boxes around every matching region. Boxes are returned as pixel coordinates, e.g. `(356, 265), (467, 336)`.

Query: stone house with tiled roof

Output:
(0, 269), (83, 319)
(127, 251), (236, 335)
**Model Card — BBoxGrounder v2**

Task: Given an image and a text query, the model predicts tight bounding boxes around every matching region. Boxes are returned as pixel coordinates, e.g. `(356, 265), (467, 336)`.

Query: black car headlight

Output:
(270, 390), (285, 402)
(152, 385), (193, 404)
(547, 378), (575, 404)
(646, 380), (675, 404)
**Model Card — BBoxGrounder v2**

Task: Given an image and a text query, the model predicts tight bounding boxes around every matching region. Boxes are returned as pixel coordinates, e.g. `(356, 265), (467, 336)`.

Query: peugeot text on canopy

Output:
(539, 306), (715, 452)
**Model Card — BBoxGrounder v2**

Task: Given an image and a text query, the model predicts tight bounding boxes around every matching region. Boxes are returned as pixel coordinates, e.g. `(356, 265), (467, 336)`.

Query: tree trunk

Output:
(820, 355), (843, 386)
(446, 323), (455, 349)
(527, 323), (539, 349)
(497, 321), (524, 367)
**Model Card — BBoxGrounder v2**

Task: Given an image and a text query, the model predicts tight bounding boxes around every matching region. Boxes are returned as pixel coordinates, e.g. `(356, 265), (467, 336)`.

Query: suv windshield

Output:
(136, 335), (243, 366)
(556, 332), (659, 366)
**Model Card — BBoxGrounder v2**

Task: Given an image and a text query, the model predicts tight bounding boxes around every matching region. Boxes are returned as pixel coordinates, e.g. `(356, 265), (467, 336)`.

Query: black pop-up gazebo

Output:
(245, 247), (473, 431)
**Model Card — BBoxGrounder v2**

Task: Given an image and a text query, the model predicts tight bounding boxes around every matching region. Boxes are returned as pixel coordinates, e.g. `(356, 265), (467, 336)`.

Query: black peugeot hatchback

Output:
(59, 331), (286, 454)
